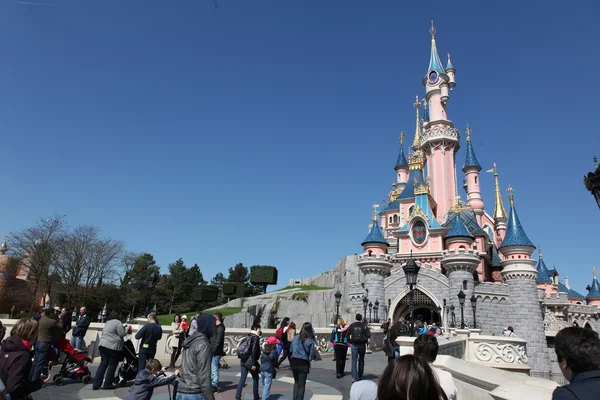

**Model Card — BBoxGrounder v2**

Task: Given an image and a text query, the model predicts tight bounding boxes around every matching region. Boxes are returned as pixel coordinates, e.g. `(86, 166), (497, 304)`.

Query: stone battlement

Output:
(441, 248), (479, 258)
(357, 254), (393, 262)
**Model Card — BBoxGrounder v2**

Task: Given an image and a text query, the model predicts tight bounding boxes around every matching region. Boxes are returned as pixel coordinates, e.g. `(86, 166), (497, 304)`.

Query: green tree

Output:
(226, 263), (259, 297)
(121, 253), (159, 315)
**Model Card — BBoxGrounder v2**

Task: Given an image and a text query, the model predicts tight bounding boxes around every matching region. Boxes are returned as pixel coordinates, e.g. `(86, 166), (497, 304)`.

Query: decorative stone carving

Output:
(474, 342), (528, 365)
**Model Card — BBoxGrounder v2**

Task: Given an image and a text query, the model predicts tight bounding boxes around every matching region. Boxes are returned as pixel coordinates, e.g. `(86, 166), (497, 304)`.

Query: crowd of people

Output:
(0, 306), (599, 400)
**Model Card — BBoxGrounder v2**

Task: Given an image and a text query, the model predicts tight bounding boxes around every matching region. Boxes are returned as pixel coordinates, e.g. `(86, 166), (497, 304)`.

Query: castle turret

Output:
(462, 124), (484, 219)
(395, 132), (409, 190)
(488, 163), (508, 246)
(441, 210), (479, 322)
(498, 187), (550, 377)
(446, 53), (456, 89)
(535, 247), (554, 296)
(358, 205), (392, 314)
(585, 267), (600, 306)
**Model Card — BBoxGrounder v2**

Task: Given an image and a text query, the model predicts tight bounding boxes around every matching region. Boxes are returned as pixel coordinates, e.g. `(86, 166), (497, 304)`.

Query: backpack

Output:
(237, 336), (252, 360)
(350, 323), (367, 343)
(275, 327), (283, 340)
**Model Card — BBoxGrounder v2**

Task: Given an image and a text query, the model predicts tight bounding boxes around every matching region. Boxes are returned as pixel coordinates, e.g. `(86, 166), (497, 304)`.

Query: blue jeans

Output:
(70, 335), (83, 350)
(261, 371), (273, 400)
(351, 343), (366, 380)
(31, 341), (53, 381)
(235, 363), (259, 400)
(211, 355), (221, 388)
(176, 394), (206, 400)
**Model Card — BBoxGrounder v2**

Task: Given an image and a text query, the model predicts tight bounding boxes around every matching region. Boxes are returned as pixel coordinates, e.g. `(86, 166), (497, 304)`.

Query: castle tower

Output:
(488, 163), (508, 246)
(357, 205), (392, 314)
(419, 23), (461, 218)
(395, 132), (409, 191)
(585, 267), (600, 306)
(498, 187), (550, 376)
(535, 247), (554, 296)
(441, 210), (480, 321)
(462, 124), (484, 222)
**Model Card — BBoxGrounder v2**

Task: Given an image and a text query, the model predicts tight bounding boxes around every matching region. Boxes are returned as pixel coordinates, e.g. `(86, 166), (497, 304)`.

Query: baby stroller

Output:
(114, 339), (139, 387)
(52, 337), (92, 386)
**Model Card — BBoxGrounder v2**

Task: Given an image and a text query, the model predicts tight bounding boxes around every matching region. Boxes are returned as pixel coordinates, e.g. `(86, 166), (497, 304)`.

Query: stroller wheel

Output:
(113, 376), (120, 385)
(81, 375), (92, 384)
(55, 377), (64, 386)
(52, 374), (60, 382)
(119, 379), (127, 387)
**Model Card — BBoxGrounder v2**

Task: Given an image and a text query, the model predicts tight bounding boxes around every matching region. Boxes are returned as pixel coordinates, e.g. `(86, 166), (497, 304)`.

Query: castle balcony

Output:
(357, 253), (393, 264)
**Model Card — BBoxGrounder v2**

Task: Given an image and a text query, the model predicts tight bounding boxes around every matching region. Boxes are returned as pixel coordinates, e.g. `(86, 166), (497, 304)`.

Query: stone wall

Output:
(473, 282), (510, 335)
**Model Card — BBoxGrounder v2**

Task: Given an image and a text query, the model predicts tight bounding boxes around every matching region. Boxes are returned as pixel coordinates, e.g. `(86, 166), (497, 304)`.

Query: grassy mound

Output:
(157, 306), (244, 326)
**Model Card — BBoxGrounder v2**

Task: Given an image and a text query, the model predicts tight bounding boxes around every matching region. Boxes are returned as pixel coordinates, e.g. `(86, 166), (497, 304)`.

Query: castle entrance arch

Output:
(389, 286), (443, 326)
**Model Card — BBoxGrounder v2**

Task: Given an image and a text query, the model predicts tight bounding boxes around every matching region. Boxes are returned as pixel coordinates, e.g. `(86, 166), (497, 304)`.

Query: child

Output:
(125, 359), (178, 400)
(261, 340), (278, 400)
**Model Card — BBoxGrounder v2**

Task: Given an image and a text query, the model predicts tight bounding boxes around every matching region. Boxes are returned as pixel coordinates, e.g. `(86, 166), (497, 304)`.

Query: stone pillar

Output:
(441, 249), (480, 327)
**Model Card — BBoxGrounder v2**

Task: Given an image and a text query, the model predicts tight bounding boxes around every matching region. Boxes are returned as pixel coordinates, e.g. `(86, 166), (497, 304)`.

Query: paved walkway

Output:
(32, 352), (388, 400)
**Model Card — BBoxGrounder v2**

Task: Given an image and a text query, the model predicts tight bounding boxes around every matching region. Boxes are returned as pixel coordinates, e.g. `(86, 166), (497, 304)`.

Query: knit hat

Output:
(350, 380), (378, 400)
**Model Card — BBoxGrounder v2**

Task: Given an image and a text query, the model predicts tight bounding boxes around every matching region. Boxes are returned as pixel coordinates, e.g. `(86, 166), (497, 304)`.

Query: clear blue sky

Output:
(1, 0), (598, 294)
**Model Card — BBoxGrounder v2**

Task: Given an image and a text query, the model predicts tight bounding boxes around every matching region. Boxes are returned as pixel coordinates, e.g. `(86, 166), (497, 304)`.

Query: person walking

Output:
(260, 341), (278, 400)
(71, 306), (90, 350)
(135, 313), (163, 372)
(0, 318), (47, 399)
(413, 334), (457, 400)
(169, 315), (184, 369)
(211, 312), (226, 393)
(32, 308), (62, 381)
(378, 354), (447, 400)
(60, 308), (72, 336)
(383, 319), (400, 364)
(346, 314), (370, 382)
(176, 314), (216, 400)
(330, 318), (348, 378)
(275, 317), (289, 358)
(552, 326), (600, 399)
(93, 311), (127, 390)
(235, 323), (262, 400)
(277, 322), (296, 367)
(290, 322), (317, 400)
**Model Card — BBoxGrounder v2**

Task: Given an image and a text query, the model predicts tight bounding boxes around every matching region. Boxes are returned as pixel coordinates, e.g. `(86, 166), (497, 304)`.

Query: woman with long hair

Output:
(289, 322), (317, 400)
(0, 318), (46, 399)
(169, 314), (184, 368)
(277, 321), (296, 367)
(330, 318), (348, 378)
(93, 310), (126, 390)
(378, 354), (448, 400)
(275, 317), (289, 358)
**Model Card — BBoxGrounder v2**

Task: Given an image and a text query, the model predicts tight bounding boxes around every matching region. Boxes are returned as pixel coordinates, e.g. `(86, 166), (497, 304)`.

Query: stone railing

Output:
(466, 334), (529, 372)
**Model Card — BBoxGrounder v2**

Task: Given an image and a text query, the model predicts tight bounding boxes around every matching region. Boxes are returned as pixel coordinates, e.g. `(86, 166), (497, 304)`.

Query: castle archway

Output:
(389, 285), (443, 326)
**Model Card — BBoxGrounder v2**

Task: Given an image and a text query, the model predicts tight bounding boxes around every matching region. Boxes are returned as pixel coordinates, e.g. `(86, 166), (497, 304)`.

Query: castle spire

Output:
(395, 132), (408, 170)
(361, 204), (388, 247)
(499, 186), (535, 249)
(536, 245), (552, 284)
(487, 163), (508, 221)
(462, 124), (481, 172)
(412, 96), (422, 150)
(446, 53), (455, 72)
(426, 21), (445, 76)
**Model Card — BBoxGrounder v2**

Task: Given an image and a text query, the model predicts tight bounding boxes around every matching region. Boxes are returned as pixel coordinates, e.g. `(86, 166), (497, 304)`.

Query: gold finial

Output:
(372, 203), (380, 222)
(412, 96), (421, 150)
(594, 266), (597, 280)
(465, 124), (472, 142)
(413, 95), (421, 109)
(430, 20), (436, 38)
(539, 245), (543, 259)
(507, 185), (514, 206)
(400, 131), (406, 145)
(486, 163), (507, 220)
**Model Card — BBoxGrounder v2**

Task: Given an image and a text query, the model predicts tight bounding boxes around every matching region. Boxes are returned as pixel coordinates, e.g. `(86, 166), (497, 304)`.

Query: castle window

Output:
(463, 280), (468, 290)
(368, 250), (373, 256)
(475, 176), (478, 184)
(393, 214), (398, 223)
(389, 216), (393, 224)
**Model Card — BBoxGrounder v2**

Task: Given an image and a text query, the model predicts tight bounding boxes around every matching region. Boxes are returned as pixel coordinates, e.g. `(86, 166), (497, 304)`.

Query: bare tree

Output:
(118, 251), (140, 288)
(7, 216), (66, 311)
(84, 238), (125, 287)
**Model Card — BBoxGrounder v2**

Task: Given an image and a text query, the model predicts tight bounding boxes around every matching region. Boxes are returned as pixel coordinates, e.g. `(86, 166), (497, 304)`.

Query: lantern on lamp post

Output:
(334, 291), (342, 321)
(362, 296), (368, 321)
(458, 290), (466, 329)
(470, 295), (478, 328)
(402, 251), (420, 336)
(374, 300), (380, 323)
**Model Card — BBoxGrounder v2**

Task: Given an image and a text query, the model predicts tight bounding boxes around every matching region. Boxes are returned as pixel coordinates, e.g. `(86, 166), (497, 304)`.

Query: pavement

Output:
(31, 352), (389, 400)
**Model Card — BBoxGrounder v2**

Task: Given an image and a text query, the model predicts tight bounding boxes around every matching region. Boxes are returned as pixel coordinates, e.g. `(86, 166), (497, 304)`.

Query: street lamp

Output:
(403, 251), (420, 336)
(374, 300), (380, 323)
(436, 306), (442, 326)
(362, 297), (368, 320)
(144, 271), (160, 317)
(387, 298), (391, 319)
(458, 290), (466, 329)
(470, 295), (477, 328)
(368, 301), (373, 324)
(334, 291), (342, 321)
(450, 305), (456, 328)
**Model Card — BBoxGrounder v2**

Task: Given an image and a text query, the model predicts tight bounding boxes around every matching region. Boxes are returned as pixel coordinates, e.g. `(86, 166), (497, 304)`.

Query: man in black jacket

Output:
(235, 323), (262, 400)
(346, 314), (370, 382)
(177, 314), (216, 400)
(211, 312), (226, 392)
(71, 306), (90, 350)
(552, 326), (600, 400)
(135, 313), (163, 372)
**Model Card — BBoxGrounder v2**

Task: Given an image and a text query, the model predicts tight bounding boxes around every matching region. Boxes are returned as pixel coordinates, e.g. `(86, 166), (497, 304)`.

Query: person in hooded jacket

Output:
(125, 358), (178, 400)
(176, 314), (216, 400)
(0, 318), (46, 400)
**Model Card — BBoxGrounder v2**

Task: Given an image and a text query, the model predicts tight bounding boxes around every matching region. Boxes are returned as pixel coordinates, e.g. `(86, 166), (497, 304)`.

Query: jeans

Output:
(333, 344), (348, 376)
(176, 394), (206, 400)
(351, 343), (366, 380)
(276, 343), (283, 358)
(261, 371), (273, 400)
(290, 359), (310, 400)
(31, 341), (53, 381)
(139, 348), (156, 373)
(235, 362), (259, 400)
(211, 355), (221, 388)
(70, 335), (83, 350)
(93, 346), (119, 389)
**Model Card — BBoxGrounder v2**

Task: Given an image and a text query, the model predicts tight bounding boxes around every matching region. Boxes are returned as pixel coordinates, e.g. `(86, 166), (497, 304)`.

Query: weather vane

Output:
(430, 20), (436, 38)
(400, 131), (406, 144)
(414, 95), (421, 109)
(465, 124), (472, 142)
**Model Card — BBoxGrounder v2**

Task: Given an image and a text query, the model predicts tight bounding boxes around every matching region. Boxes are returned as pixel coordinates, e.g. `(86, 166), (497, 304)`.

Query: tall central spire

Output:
(412, 96), (421, 150)
(487, 163), (508, 221)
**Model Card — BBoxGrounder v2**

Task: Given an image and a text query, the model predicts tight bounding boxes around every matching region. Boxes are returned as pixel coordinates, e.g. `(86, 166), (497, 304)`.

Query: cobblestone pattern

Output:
(505, 278), (551, 375)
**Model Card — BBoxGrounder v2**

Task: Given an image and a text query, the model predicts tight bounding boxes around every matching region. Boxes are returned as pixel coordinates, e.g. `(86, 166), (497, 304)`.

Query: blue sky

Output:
(1, 0), (598, 294)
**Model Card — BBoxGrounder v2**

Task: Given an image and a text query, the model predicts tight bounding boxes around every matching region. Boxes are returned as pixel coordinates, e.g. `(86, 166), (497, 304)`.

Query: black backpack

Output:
(237, 336), (252, 360)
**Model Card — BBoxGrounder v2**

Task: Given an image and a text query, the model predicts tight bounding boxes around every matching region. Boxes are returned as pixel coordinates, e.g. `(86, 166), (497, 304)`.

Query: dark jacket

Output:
(260, 350), (277, 374)
(72, 314), (91, 337)
(383, 323), (400, 358)
(125, 369), (177, 400)
(243, 333), (261, 369)
(0, 323), (5, 343)
(61, 314), (72, 335)
(37, 315), (62, 344)
(211, 323), (225, 356)
(177, 332), (215, 400)
(330, 327), (347, 346)
(0, 335), (43, 400)
(552, 370), (600, 400)
(346, 321), (371, 344)
(135, 323), (163, 352)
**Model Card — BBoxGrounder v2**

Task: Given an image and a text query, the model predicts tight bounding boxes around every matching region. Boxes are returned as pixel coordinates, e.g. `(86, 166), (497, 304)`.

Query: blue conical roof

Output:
(536, 257), (552, 284)
(395, 144), (408, 170)
(586, 278), (600, 300)
(398, 168), (425, 200)
(463, 140), (481, 171)
(361, 220), (389, 247)
(427, 37), (446, 76)
(499, 202), (535, 249)
(445, 212), (473, 239)
(446, 53), (455, 72)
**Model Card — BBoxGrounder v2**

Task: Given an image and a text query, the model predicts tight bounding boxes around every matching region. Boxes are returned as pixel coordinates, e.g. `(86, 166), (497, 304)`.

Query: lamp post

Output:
(374, 300), (380, 323)
(436, 306), (442, 326)
(99, 303), (107, 323)
(403, 251), (420, 336)
(443, 299), (447, 328)
(458, 290), (466, 329)
(450, 305), (456, 328)
(368, 302), (373, 324)
(387, 298), (391, 319)
(362, 297), (368, 321)
(144, 271), (160, 317)
(470, 295), (477, 328)
(334, 290), (342, 321)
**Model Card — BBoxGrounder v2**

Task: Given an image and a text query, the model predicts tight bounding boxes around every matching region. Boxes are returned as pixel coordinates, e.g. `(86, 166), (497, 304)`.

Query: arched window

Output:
(393, 214), (398, 223)
(463, 280), (468, 290)
(368, 250), (373, 257)
(389, 216), (393, 224)
(409, 205), (414, 216)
